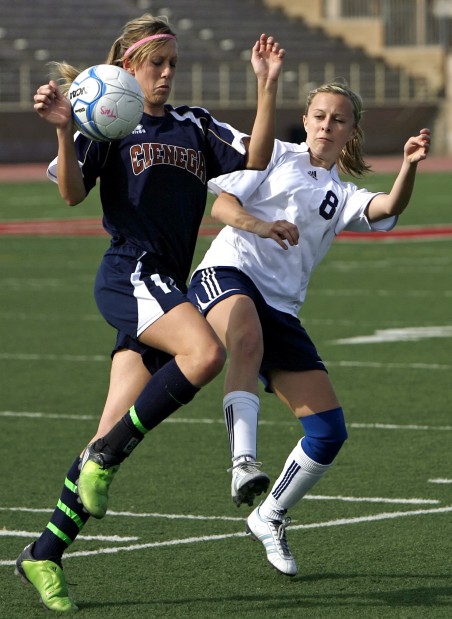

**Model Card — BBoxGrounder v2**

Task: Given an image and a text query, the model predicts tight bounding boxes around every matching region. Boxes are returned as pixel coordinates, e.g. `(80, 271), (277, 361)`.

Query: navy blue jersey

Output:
(48, 104), (248, 286)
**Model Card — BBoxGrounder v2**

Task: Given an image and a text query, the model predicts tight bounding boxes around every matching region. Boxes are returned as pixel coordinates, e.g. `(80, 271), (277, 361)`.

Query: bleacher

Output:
(0, 0), (440, 161)
(0, 0), (436, 105)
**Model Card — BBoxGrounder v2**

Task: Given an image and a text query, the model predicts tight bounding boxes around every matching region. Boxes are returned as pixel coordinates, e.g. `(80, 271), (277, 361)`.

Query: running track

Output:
(1, 216), (452, 240)
(1, 159), (451, 240)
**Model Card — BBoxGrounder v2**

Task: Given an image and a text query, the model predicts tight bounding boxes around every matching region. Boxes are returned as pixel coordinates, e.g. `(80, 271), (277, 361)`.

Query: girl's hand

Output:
(254, 218), (299, 249)
(251, 34), (285, 83)
(404, 128), (431, 164)
(33, 81), (72, 129)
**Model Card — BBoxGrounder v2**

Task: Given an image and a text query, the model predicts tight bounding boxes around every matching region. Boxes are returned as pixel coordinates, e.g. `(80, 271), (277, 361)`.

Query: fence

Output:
(0, 58), (440, 112)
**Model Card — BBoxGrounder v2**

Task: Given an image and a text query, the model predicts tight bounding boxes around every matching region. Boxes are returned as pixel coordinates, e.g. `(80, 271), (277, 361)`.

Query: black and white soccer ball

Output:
(68, 64), (144, 142)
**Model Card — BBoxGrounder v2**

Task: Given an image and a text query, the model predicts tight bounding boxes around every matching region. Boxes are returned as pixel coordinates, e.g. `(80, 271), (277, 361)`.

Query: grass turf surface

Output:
(0, 172), (451, 617)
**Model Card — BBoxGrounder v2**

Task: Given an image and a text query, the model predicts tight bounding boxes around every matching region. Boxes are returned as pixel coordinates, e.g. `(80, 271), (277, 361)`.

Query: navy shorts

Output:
(188, 267), (327, 391)
(94, 246), (187, 374)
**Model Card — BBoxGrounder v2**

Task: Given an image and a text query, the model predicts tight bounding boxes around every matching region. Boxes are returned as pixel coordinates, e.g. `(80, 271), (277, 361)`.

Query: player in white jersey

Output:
(188, 81), (431, 576)
(194, 139), (394, 317)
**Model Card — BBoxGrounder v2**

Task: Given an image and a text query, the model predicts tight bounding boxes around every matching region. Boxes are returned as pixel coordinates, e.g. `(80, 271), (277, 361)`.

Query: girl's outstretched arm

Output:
(367, 128), (431, 222)
(245, 34), (285, 171)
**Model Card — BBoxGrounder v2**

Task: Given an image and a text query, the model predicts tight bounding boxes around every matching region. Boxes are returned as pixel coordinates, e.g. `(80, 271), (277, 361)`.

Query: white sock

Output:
(259, 441), (330, 520)
(223, 391), (259, 461)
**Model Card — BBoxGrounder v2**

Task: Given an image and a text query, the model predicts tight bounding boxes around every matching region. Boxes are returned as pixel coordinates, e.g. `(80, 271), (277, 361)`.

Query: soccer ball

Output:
(68, 64), (144, 142)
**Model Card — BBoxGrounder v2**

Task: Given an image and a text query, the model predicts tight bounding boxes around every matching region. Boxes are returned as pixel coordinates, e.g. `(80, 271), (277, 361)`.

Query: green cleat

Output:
(77, 443), (120, 519)
(15, 543), (78, 612)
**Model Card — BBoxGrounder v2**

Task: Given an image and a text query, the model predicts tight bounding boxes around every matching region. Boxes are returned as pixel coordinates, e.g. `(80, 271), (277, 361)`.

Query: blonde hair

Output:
(305, 81), (372, 177)
(49, 14), (176, 94)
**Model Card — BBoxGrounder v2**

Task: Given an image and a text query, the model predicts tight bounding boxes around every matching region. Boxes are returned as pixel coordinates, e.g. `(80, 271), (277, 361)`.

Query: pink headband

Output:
(123, 34), (176, 58)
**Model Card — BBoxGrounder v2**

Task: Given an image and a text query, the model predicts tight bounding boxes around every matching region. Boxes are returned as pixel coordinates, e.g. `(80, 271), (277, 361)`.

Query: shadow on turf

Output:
(77, 574), (452, 611)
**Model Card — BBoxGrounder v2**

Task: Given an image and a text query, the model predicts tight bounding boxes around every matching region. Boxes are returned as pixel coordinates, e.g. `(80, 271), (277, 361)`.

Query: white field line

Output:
(0, 353), (108, 362)
(1, 410), (452, 432)
(348, 422), (452, 431)
(0, 530), (138, 542)
(0, 506), (244, 522)
(0, 312), (101, 322)
(429, 478), (452, 484)
(303, 495), (439, 505)
(0, 491), (439, 524)
(328, 360), (451, 371)
(309, 288), (452, 297)
(2, 314), (452, 330)
(0, 352), (450, 372)
(1, 505), (451, 566)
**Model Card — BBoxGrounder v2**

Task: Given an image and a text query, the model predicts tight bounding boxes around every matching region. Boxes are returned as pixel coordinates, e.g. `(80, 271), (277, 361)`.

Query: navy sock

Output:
(99, 359), (199, 460)
(92, 417), (144, 461)
(32, 457), (90, 564)
(132, 358), (199, 430)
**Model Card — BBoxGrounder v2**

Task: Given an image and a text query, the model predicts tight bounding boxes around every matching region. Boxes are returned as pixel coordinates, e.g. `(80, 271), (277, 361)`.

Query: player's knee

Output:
(300, 407), (348, 465)
(208, 341), (227, 376)
(231, 329), (263, 364)
(195, 340), (226, 383)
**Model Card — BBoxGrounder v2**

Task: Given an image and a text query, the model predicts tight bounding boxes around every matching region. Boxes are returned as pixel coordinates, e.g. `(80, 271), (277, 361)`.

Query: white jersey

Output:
(194, 140), (396, 317)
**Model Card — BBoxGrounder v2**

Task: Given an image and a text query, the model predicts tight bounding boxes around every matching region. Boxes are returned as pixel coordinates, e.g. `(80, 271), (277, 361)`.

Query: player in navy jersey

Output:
(186, 82), (431, 576)
(15, 14), (285, 611)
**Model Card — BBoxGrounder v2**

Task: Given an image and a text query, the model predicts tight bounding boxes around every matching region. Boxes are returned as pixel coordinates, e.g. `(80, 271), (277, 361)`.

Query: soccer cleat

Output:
(230, 456), (270, 507)
(246, 503), (297, 576)
(77, 443), (120, 519)
(15, 543), (78, 612)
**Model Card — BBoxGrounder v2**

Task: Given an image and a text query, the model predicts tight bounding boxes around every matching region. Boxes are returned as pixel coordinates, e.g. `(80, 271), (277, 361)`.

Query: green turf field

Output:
(1, 173), (451, 618)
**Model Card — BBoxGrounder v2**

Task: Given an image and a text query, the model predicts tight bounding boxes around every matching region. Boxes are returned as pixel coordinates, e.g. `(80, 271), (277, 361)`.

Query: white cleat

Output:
(246, 504), (297, 576)
(230, 457), (270, 507)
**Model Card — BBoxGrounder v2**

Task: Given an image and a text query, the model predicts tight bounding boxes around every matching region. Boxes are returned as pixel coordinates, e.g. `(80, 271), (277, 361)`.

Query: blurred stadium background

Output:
(0, 0), (451, 163)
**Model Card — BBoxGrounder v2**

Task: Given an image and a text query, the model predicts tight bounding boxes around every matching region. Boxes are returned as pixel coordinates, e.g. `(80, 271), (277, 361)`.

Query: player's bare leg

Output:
(208, 295), (270, 506)
(78, 302), (226, 518)
(89, 349), (151, 443)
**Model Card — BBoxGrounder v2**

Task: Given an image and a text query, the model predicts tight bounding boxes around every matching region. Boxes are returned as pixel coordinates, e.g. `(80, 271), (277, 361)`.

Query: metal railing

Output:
(0, 58), (440, 112)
